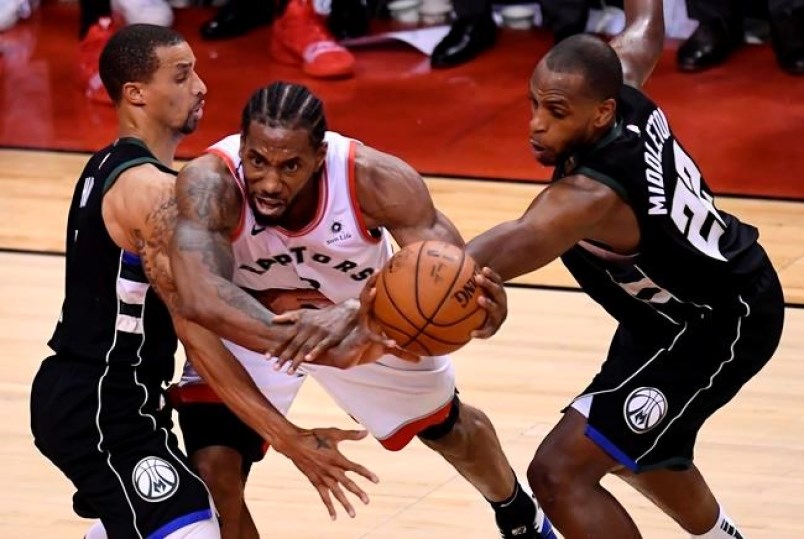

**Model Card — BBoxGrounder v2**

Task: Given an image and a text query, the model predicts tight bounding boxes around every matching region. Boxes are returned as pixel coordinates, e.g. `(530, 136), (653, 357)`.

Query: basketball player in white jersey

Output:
(167, 81), (556, 539)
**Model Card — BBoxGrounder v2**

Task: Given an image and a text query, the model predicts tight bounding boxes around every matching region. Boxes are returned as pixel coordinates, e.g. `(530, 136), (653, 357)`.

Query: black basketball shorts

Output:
(30, 356), (214, 538)
(569, 264), (785, 472)
(175, 397), (268, 476)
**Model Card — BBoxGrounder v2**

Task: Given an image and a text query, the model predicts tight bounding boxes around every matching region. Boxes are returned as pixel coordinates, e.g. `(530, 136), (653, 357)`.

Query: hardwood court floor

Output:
(2, 148), (804, 304)
(1, 149), (803, 538)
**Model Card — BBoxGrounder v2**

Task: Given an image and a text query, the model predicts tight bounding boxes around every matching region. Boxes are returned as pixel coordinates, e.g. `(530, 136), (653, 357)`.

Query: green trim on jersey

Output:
(575, 166), (630, 203)
(103, 157), (164, 193)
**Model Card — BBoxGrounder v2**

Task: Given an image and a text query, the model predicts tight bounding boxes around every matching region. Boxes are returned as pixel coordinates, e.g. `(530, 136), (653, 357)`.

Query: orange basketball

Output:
(373, 240), (488, 356)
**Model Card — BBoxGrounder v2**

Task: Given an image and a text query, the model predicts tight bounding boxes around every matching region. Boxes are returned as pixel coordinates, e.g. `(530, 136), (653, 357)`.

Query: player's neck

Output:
(117, 120), (183, 167)
(279, 170), (322, 231)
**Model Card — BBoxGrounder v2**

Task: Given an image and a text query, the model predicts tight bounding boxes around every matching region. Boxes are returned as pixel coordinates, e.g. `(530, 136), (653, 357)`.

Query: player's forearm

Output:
(170, 224), (293, 353)
(176, 318), (299, 445)
(622, 0), (665, 53)
(466, 220), (553, 282)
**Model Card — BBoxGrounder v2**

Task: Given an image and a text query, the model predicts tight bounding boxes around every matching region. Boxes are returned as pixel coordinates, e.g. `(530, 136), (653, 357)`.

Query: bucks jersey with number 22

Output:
(206, 131), (393, 304)
(555, 85), (769, 326)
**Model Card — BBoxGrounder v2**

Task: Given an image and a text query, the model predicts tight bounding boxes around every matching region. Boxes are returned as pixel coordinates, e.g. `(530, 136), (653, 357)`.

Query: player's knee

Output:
(191, 449), (245, 514)
(527, 443), (584, 507)
(417, 394), (463, 444)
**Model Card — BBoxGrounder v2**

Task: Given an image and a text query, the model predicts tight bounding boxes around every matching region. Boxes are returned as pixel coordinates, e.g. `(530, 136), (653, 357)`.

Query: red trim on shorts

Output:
(378, 399), (453, 452)
(347, 141), (381, 244)
(168, 383), (273, 456)
(167, 383), (222, 406)
(205, 147), (246, 241)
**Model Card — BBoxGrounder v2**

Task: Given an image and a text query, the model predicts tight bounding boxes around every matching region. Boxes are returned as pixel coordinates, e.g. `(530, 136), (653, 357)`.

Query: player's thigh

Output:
(305, 354), (456, 451)
(97, 426), (215, 538)
(570, 305), (775, 473)
(178, 402), (266, 475)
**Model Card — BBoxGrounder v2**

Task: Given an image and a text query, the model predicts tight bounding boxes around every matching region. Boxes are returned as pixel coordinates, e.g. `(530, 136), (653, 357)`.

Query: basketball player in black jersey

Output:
(464, 0), (785, 538)
(29, 25), (382, 539)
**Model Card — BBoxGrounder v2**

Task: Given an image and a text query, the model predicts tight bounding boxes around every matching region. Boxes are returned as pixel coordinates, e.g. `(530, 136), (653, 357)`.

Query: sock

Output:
(84, 521), (108, 539)
(490, 481), (556, 538)
(691, 505), (744, 539)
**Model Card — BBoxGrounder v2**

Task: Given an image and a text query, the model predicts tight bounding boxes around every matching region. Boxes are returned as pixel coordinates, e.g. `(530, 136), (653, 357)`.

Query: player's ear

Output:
(238, 133), (246, 161)
(122, 82), (146, 106)
(315, 141), (328, 172)
(594, 98), (616, 129)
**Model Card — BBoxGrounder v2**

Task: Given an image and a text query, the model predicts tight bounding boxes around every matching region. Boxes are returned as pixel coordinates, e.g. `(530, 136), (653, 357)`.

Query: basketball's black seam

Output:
(428, 303), (486, 327)
(413, 242), (427, 320)
(409, 245), (467, 347)
(419, 328), (471, 346)
(380, 270), (427, 348)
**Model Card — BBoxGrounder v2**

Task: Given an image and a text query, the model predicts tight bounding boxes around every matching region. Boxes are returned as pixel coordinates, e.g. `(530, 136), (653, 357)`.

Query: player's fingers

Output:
(330, 428), (369, 442)
(333, 469), (370, 506)
(272, 311), (301, 324)
(385, 344), (420, 363)
(326, 477), (356, 518)
(470, 310), (494, 339)
(481, 266), (503, 283)
(315, 484), (338, 521)
(289, 331), (328, 373)
(343, 458), (380, 484)
(275, 331), (309, 370)
(304, 337), (336, 362)
(475, 273), (506, 305)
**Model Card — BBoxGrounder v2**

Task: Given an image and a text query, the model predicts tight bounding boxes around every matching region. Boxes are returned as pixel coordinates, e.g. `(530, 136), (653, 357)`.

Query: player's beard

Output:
(179, 114), (199, 135)
(249, 196), (285, 227)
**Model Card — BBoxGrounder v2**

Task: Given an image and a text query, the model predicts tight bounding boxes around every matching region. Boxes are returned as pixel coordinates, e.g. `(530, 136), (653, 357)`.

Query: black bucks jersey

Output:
(48, 137), (178, 385)
(555, 85), (770, 326)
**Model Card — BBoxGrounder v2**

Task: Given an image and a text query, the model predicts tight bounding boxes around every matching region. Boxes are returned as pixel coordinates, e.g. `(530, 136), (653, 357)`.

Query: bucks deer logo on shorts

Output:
(623, 387), (668, 433)
(131, 457), (180, 502)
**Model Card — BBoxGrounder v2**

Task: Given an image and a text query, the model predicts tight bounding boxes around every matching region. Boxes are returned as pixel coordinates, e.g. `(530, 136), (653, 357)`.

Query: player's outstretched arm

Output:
(103, 167), (379, 520)
(466, 176), (623, 282)
(609, 0), (665, 88)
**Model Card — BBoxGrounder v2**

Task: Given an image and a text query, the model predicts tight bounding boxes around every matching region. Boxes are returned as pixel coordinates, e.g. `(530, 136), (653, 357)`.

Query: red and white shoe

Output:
(78, 17), (116, 105)
(270, 0), (355, 79)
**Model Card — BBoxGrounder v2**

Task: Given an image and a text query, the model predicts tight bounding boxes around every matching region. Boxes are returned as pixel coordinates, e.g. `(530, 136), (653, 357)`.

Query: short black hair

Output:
(543, 34), (623, 100)
(99, 24), (186, 104)
(241, 81), (327, 148)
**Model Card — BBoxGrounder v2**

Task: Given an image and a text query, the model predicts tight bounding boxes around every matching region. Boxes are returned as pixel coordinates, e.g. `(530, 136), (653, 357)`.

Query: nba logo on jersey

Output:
(131, 457), (180, 502)
(623, 387), (668, 433)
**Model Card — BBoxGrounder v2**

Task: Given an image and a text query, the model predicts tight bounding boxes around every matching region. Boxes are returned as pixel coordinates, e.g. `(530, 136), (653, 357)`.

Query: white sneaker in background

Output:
(0, 0), (34, 32)
(112, 0), (174, 26)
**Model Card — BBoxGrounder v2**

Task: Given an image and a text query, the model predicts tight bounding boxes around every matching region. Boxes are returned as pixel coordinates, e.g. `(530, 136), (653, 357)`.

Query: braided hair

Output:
(240, 82), (328, 148)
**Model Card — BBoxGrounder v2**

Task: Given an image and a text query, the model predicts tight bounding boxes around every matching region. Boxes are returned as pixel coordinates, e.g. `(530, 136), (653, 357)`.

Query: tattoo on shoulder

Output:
(132, 191), (181, 309)
(177, 163), (241, 233)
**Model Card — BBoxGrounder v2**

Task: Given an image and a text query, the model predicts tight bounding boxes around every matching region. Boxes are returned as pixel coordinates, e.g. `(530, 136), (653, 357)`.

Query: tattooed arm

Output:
(169, 153), (303, 353)
(102, 164), (378, 519)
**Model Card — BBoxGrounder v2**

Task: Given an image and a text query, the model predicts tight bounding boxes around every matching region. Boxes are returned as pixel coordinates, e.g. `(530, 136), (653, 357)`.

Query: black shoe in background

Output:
(200, 0), (274, 41)
(328, 0), (370, 40)
(677, 18), (743, 72)
(431, 12), (497, 68)
(770, 7), (804, 75)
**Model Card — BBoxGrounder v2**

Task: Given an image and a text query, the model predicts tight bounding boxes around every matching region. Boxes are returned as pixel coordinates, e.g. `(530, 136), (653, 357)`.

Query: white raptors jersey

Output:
(206, 131), (393, 303)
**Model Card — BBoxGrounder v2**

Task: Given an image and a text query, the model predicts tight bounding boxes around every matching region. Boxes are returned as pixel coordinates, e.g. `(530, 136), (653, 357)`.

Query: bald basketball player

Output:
(30, 25), (381, 539)
(463, 0), (785, 537)
(167, 81), (556, 539)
